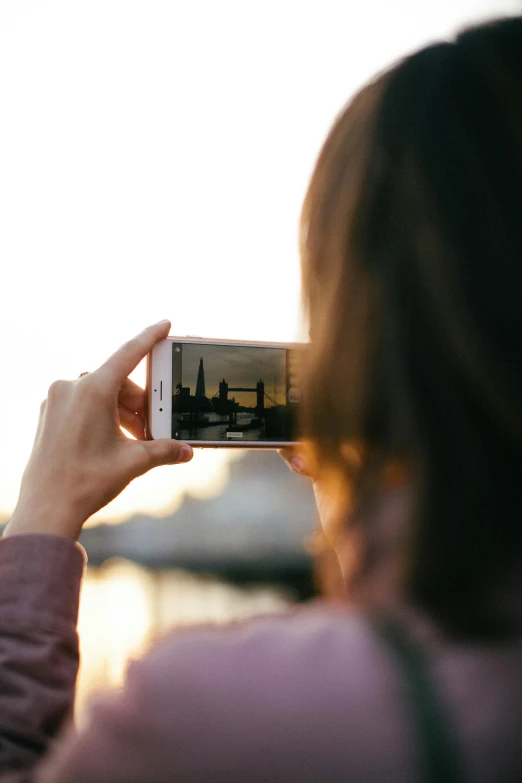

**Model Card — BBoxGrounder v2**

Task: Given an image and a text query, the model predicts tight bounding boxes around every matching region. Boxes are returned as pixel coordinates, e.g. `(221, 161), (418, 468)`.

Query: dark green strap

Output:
(372, 616), (465, 783)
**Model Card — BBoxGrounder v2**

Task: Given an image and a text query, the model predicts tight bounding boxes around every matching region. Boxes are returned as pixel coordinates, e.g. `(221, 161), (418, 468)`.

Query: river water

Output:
(76, 560), (293, 720)
(176, 411), (263, 442)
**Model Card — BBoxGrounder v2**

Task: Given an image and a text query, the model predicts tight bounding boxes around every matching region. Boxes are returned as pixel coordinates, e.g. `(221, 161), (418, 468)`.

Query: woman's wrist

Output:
(4, 496), (85, 541)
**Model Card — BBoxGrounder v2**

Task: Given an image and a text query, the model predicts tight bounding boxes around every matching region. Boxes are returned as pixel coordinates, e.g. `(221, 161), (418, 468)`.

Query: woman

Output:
(2, 15), (522, 782)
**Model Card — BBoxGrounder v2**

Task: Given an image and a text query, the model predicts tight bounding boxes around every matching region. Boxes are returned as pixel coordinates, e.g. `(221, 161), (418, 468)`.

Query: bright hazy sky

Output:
(1, 0), (519, 523)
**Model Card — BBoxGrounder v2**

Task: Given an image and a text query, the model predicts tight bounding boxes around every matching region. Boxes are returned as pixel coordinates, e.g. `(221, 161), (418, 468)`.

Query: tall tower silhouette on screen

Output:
(195, 357), (206, 397)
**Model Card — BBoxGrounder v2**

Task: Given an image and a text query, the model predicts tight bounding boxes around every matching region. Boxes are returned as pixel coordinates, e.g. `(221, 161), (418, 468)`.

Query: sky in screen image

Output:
(0, 0), (519, 523)
(178, 345), (286, 408)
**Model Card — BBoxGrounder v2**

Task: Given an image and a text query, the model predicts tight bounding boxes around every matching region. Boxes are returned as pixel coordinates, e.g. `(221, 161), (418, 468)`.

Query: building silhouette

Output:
(216, 377), (265, 410)
(195, 357), (206, 397)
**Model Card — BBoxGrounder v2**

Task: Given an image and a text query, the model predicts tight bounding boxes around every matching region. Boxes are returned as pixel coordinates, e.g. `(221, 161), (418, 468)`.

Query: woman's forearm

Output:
(0, 534), (84, 776)
(0, 322), (193, 780)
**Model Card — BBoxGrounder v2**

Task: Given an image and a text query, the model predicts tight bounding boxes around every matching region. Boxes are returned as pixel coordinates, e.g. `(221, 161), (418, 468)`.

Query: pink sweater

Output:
(1, 534), (522, 782)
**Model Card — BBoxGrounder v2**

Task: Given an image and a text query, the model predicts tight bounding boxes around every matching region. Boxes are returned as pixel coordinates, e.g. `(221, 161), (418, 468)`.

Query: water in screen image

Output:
(172, 343), (302, 442)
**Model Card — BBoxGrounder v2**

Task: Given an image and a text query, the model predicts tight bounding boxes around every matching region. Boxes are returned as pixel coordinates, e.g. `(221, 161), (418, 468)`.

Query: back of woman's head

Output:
(301, 17), (522, 637)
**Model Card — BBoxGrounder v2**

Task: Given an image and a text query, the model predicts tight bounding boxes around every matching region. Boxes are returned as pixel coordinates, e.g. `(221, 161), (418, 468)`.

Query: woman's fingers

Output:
(97, 320), (171, 388)
(119, 377), (146, 416)
(119, 407), (146, 440)
(278, 447), (313, 477)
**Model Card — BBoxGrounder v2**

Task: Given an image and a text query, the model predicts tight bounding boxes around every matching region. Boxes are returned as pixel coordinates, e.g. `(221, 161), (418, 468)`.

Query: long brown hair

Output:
(300, 17), (522, 637)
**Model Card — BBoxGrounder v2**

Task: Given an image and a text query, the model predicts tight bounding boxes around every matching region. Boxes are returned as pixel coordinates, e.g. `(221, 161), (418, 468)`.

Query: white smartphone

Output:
(146, 336), (305, 447)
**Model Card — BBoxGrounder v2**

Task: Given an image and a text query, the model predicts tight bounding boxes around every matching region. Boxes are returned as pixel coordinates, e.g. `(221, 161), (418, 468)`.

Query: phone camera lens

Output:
(159, 408), (163, 412)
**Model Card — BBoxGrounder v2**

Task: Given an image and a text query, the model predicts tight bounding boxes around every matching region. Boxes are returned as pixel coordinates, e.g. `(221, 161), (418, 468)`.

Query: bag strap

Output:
(371, 615), (465, 783)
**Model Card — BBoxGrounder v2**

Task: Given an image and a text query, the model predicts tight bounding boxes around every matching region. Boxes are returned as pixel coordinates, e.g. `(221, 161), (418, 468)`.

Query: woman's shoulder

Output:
(110, 604), (522, 782)
(118, 602), (416, 781)
(144, 601), (383, 674)
(136, 601), (403, 727)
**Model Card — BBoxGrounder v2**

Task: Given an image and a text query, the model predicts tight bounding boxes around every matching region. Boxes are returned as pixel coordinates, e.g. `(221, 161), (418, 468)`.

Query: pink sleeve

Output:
(0, 534), (84, 781)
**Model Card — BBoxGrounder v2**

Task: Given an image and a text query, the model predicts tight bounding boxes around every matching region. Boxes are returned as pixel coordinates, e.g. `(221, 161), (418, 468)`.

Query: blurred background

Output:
(0, 0), (520, 717)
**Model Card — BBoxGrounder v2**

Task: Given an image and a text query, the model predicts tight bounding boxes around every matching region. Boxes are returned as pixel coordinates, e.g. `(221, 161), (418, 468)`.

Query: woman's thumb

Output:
(140, 439), (194, 469)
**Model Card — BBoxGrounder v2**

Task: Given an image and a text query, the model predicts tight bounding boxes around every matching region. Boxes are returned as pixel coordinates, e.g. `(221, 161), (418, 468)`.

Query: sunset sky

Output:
(176, 344), (286, 407)
(0, 0), (518, 524)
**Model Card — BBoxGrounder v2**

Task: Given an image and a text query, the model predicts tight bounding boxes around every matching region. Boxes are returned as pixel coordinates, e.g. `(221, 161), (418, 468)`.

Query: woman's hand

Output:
(5, 320), (193, 541)
(278, 447), (314, 479)
(279, 446), (340, 535)
(279, 445), (324, 516)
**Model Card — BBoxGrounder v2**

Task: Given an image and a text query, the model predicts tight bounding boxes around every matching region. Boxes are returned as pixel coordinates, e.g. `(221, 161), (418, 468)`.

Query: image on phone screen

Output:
(171, 343), (303, 443)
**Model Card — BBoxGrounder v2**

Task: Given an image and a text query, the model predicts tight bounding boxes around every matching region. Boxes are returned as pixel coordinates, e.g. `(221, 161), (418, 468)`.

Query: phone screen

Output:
(171, 342), (303, 443)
